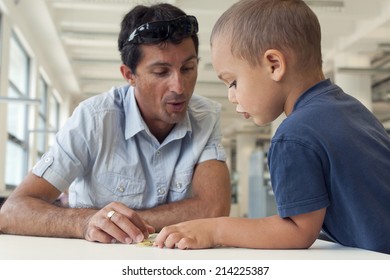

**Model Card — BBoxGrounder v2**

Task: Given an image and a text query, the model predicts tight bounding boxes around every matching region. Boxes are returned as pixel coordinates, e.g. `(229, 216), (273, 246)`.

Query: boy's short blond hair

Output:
(211, 0), (322, 70)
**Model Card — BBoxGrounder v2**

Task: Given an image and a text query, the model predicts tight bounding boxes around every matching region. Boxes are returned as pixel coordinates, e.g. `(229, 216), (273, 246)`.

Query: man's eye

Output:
(229, 80), (237, 88)
(181, 67), (194, 73)
(154, 70), (169, 76)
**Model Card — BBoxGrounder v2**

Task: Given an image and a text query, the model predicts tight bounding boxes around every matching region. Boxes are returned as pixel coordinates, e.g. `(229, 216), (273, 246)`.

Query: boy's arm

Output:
(155, 208), (326, 249)
(214, 208), (326, 249)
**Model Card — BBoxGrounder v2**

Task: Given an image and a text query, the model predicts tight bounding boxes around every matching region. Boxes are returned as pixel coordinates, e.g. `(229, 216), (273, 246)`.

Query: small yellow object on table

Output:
(136, 233), (157, 247)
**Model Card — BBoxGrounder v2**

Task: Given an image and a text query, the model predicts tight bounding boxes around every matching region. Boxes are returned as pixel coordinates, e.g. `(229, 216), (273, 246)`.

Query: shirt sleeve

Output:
(32, 102), (97, 192)
(268, 139), (329, 218)
(197, 102), (227, 163)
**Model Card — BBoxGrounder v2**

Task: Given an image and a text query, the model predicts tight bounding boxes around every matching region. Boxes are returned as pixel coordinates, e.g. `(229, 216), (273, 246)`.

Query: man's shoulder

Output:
(188, 94), (221, 115)
(79, 85), (129, 114)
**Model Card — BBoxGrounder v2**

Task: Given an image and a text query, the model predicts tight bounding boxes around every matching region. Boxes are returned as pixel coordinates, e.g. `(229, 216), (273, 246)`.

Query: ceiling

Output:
(4, 0), (390, 140)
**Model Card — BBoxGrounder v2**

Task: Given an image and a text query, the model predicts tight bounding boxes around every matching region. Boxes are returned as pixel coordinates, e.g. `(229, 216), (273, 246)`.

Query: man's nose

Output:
(170, 72), (185, 94)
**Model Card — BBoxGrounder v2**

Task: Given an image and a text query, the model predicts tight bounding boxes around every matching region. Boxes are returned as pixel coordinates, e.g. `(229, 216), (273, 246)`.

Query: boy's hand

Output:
(154, 218), (217, 249)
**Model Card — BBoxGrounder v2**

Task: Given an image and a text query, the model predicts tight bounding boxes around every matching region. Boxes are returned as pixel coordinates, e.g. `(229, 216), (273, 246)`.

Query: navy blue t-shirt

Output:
(268, 79), (390, 254)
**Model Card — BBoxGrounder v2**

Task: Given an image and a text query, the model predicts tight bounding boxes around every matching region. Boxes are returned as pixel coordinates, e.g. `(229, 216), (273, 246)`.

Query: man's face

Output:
(130, 38), (198, 132)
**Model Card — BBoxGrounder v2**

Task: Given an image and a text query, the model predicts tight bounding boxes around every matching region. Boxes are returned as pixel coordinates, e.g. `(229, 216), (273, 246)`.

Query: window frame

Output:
(5, 32), (31, 189)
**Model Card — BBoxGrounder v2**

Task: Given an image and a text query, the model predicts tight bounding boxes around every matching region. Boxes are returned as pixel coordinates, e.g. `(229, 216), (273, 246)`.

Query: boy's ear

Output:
(263, 49), (286, 82)
(120, 64), (136, 86)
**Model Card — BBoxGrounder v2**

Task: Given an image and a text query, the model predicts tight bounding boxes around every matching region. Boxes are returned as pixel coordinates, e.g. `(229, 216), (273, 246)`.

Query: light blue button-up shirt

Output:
(32, 85), (226, 209)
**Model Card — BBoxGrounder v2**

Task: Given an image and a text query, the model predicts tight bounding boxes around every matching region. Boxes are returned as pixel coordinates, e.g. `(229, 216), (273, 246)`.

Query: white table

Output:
(0, 234), (389, 260)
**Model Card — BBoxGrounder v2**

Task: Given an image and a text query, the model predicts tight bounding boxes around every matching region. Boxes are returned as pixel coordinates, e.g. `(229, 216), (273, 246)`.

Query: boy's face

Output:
(211, 36), (285, 126)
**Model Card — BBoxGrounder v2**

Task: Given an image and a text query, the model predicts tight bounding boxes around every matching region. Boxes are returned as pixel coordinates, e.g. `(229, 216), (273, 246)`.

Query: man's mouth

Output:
(167, 101), (186, 111)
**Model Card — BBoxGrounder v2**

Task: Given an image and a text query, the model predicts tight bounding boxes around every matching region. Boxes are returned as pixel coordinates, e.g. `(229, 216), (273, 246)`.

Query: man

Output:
(0, 3), (231, 244)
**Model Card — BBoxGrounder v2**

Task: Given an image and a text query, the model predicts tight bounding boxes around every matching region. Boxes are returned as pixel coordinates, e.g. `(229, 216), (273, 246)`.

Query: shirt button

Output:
(176, 182), (182, 189)
(157, 150), (161, 156)
(118, 184), (125, 192)
(158, 188), (165, 195)
(44, 157), (51, 163)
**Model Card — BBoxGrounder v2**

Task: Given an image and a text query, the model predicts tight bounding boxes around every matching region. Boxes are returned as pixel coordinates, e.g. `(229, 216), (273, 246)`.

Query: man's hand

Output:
(84, 202), (155, 244)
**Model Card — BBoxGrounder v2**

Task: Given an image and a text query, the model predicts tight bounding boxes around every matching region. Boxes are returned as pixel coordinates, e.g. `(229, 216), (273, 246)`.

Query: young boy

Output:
(154, 0), (390, 254)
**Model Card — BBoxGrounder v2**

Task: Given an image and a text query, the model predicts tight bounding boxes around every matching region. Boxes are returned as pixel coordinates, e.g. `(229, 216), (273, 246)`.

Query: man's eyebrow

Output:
(148, 55), (199, 68)
(148, 62), (171, 68)
(182, 55), (199, 63)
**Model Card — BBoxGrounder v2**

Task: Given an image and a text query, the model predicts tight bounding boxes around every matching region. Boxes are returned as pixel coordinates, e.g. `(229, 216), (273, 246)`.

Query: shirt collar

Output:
(293, 79), (333, 111)
(124, 86), (192, 141)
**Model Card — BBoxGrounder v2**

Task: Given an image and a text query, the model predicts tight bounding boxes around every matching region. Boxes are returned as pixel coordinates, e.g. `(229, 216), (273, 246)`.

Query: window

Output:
(36, 77), (48, 158)
(5, 34), (30, 189)
(47, 91), (59, 148)
(35, 78), (59, 160)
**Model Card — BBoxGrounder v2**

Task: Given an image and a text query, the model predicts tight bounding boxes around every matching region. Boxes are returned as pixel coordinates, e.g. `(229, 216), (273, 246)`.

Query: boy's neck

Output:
(283, 71), (325, 116)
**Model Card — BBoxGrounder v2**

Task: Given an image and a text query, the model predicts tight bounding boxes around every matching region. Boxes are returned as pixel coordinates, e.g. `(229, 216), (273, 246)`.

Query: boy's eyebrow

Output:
(217, 72), (227, 81)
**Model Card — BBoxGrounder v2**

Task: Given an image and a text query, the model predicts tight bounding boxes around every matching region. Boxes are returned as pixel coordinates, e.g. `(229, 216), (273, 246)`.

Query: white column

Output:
(271, 114), (286, 137)
(333, 53), (372, 111)
(235, 132), (258, 217)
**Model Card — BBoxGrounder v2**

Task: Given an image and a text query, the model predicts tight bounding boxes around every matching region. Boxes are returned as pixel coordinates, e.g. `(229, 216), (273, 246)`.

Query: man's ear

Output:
(263, 49), (286, 82)
(120, 64), (136, 86)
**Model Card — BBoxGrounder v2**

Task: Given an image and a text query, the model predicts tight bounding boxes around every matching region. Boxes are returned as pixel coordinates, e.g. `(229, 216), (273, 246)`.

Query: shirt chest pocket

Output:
(168, 170), (193, 202)
(95, 173), (146, 209)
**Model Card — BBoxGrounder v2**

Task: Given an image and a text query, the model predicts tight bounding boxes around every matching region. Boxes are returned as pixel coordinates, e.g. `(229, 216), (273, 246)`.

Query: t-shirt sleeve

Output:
(268, 139), (330, 218)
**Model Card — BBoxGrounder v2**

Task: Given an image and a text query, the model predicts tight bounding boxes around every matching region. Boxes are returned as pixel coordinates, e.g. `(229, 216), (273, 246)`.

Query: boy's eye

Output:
(229, 80), (237, 88)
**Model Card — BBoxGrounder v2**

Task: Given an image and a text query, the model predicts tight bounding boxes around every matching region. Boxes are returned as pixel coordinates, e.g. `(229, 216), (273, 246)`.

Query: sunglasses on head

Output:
(127, 15), (198, 45)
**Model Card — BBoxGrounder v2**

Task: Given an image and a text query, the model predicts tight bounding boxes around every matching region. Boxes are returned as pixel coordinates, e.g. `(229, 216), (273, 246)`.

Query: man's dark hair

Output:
(118, 3), (199, 73)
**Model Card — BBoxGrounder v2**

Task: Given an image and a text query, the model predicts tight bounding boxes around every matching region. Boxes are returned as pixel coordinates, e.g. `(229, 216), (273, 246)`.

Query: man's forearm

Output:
(0, 196), (96, 238)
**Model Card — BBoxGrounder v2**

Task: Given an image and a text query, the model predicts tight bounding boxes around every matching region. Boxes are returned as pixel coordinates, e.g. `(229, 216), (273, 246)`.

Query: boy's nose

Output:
(228, 89), (238, 104)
